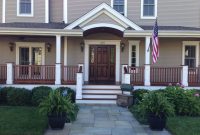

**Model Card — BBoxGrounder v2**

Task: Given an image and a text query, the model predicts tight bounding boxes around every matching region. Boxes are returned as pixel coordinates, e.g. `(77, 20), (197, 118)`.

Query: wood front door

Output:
(89, 45), (115, 83)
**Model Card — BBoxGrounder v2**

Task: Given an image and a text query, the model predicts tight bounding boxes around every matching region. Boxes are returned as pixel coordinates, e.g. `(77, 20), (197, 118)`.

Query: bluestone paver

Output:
(45, 105), (171, 135)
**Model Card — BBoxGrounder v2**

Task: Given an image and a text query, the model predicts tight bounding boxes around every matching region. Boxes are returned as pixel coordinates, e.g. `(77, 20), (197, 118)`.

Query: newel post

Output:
(122, 65), (128, 84)
(76, 65), (83, 99)
(181, 65), (188, 87)
(144, 64), (151, 86)
(6, 63), (13, 85)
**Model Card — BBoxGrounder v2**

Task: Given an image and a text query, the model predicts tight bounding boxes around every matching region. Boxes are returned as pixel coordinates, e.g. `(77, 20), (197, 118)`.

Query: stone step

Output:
(83, 85), (120, 89)
(82, 90), (122, 94)
(82, 95), (117, 99)
(76, 99), (116, 104)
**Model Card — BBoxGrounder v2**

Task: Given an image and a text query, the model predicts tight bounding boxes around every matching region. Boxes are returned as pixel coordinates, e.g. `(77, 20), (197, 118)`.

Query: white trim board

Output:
(45, 0), (49, 23)
(129, 40), (140, 66)
(17, 0), (34, 17)
(84, 40), (121, 83)
(2, 0), (5, 23)
(65, 3), (143, 31)
(82, 23), (125, 31)
(182, 41), (199, 67)
(16, 42), (45, 65)
(141, 0), (157, 19)
(63, 0), (68, 23)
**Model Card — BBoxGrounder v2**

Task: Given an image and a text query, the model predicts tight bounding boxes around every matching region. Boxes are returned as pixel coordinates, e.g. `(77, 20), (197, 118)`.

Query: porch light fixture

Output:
(9, 42), (15, 52)
(46, 43), (51, 52)
(120, 42), (125, 52)
(80, 42), (85, 52)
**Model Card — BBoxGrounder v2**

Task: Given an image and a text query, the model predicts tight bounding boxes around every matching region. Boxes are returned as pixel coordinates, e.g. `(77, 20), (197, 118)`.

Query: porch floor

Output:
(45, 105), (171, 135)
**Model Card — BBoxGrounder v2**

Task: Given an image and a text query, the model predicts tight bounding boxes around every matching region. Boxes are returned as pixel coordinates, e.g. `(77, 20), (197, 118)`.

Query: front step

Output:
(77, 85), (121, 104)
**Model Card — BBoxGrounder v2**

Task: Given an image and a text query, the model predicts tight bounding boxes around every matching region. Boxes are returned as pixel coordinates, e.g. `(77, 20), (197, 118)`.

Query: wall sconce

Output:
(120, 42), (125, 52)
(80, 42), (85, 52)
(9, 42), (15, 52)
(46, 43), (51, 52)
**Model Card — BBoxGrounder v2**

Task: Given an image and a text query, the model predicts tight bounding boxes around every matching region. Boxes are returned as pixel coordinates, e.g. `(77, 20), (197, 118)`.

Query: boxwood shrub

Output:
(7, 88), (31, 106)
(0, 87), (15, 105)
(31, 86), (52, 106)
(132, 89), (149, 104)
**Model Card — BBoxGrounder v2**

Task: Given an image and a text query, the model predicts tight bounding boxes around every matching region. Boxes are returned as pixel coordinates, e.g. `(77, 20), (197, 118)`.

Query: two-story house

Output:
(0, 0), (200, 103)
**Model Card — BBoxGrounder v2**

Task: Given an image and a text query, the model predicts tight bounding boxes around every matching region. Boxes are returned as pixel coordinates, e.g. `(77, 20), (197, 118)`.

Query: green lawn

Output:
(0, 106), (48, 135)
(166, 116), (200, 135)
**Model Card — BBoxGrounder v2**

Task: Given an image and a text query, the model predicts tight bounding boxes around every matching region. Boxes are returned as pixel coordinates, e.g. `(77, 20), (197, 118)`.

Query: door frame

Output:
(16, 42), (45, 65)
(84, 40), (121, 83)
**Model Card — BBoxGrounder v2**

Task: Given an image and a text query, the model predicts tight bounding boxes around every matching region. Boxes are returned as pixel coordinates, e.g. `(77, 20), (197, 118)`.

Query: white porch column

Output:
(55, 35), (62, 85)
(64, 37), (68, 65)
(124, 73), (131, 84)
(144, 64), (151, 86)
(122, 65), (128, 84)
(6, 63), (13, 85)
(145, 36), (151, 65)
(181, 65), (188, 87)
(76, 72), (83, 99)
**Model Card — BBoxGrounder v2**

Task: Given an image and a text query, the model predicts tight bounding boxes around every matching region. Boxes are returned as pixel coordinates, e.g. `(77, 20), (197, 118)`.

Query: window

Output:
(17, 0), (33, 16)
(141, 0), (157, 19)
(182, 41), (199, 68)
(129, 41), (140, 67)
(112, 0), (127, 16)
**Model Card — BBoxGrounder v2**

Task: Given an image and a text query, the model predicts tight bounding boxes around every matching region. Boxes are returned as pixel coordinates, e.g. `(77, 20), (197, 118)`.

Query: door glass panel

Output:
(32, 47), (42, 65)
(185, 46), (196, 68)
(19, 47), (29, 65)
(110, 47), (115, 64)
(90, 47), (95, 64)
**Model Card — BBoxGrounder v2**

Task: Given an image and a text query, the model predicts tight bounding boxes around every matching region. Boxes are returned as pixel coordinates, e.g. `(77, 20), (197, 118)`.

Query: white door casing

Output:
(84, 40), (121, 83)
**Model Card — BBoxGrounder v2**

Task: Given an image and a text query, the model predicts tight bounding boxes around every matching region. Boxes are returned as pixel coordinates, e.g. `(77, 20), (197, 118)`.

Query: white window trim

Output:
(2, 0), (5, 23)
(16, 42), (45, 65)
(129, 40), (140, 67)
(182, 41), (199, 67)
(63, 0), (68, 23)
(141, 0), (157, 19)
(17, 0), (34, 17)
(111, 0), (127, 17)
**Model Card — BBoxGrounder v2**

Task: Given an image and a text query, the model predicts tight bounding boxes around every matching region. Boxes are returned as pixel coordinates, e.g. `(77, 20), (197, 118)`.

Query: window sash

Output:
(19, 0), (32, 14)
(143, 0), (155, 16)
(131, 46), (136, 67)
(184, 45), (196, 68)
(113, 0), (124, 15)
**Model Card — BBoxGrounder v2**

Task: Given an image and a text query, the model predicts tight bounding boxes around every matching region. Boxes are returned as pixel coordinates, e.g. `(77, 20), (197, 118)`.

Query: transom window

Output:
(141, 0), (157, 19)
(113, 0), (125, 15)
(17, 0), (33, 16)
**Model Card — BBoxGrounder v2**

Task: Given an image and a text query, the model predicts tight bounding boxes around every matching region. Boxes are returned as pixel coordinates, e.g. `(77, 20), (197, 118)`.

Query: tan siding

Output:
(6, 0), (45, 23)
(50, 0), (63, 22)
(82, 13), (125, 28)
(0, 0), (2, 23)
(68, 0), (110, 23)
(127, 0), (200, 27)
(67, 37), (84, 65)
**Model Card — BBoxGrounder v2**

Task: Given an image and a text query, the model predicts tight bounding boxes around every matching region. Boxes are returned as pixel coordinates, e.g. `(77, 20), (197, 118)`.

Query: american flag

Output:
(152, 19), (159, 64)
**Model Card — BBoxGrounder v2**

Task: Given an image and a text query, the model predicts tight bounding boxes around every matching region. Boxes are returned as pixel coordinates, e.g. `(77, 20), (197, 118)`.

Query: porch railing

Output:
(62, 65), (78, 85)
(14, 65), (55, 84)
(150, 67), (182, 86)
(0, 64), (7, 84)
(188, 67), (200, 86)
(127, 66), (144, 86)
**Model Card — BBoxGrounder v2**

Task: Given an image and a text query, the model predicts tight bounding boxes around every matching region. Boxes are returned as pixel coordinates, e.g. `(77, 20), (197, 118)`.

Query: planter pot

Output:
(148, 114), (166, 131)
(48, 113), (67, 129)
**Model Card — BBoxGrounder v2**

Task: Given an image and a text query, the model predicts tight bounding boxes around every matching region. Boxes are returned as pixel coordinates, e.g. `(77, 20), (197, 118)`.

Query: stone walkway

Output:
(45, 105), (171, 135)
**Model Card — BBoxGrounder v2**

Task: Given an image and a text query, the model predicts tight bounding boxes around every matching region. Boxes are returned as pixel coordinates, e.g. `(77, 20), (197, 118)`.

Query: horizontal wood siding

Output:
(127, 0), (200, 27)
(50, 0), (63, 22)
(68, 0), (110, 23)
(6, 0), (45, 23)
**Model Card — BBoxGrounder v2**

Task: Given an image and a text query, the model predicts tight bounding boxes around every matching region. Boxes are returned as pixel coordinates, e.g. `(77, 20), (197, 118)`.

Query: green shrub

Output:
(56, 87), (76, 103)
(0, 87), (15, 105)
(7, 88), (31, 106)
(164, 86), (200, 116)
(31, 86), (52, 106)
(132, 89), (149, 104)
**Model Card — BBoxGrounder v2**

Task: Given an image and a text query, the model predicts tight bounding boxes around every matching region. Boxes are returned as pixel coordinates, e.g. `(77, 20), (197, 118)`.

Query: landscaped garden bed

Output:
(0, 86), (79, 135)
(130, 85), (200, 135)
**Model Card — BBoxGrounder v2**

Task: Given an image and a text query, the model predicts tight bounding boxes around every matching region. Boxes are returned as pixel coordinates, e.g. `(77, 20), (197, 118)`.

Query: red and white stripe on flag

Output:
(152, 19), (159, 64)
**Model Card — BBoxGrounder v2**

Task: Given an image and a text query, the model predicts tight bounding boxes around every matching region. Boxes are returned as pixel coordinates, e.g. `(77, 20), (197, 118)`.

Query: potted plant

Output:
(39, 90), (75, 129)
(138, 92), (174, 130)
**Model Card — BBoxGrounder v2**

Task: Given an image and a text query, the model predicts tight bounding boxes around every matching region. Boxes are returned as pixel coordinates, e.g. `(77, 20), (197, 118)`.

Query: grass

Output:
(166, 116), (200, 135)
(0, 106), (48, 135)
(129, 106), (200, 135)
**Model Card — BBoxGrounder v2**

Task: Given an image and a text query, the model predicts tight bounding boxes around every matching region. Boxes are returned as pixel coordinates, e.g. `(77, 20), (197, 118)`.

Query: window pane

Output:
(132, 46), (136, 51)
(20, 0), (31, 14)
(144, 5), (154, 16)
(144, 0), (154, 4)
(132, 58), (136, 64)
(113, 0), (124, 15)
